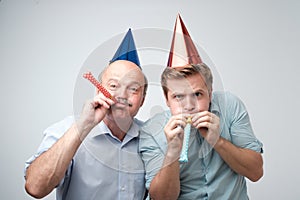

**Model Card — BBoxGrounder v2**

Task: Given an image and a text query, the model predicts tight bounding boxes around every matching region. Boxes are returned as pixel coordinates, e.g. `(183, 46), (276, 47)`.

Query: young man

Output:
(24, 29), (148, 200)
(139, 15), (263, 200)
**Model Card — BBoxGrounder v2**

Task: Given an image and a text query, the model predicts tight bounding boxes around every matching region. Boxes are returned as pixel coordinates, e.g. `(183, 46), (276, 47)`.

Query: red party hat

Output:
(167, 14), (202, 67)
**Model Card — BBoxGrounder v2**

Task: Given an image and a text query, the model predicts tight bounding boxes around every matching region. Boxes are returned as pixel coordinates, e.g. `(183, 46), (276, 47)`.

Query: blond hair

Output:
(161, 63), (213, 97)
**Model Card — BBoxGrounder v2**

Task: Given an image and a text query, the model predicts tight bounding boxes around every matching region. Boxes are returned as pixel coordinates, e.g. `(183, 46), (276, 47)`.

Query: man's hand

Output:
(76, 93), (115, 139)
(191, 111), (220, 146)
(149, 114), (189, 200)
(164, 114), (189, 159)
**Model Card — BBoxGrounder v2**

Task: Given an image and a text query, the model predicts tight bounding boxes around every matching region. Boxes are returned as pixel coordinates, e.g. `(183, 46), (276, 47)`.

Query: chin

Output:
(111, 109), (131, 119)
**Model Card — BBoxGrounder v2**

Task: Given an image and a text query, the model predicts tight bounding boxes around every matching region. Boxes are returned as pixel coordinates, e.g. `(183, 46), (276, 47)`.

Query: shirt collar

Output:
(89, 119), (141, 140)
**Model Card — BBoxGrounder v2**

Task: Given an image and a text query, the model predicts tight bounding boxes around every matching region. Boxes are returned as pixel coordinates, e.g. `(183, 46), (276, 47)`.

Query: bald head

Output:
(99, 60), (147, 96)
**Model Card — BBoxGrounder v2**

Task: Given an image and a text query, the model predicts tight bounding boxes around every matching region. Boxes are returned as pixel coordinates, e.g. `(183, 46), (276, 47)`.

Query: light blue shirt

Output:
(139, 91), (263, 200)
(25, 116), (146, 200)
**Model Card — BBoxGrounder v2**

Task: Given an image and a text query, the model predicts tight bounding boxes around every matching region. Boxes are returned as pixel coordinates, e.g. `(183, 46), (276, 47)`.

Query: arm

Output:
(25, 94), (114, 198)
(148, 115), (186, 200)
(149, 143), (181, 200)
(25, 124), (82, 198)
(214, 137), (263, 182)
(192, 111), (263, 182)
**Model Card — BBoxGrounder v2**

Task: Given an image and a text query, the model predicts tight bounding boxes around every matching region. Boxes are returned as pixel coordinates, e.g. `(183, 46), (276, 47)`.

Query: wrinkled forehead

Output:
(102, 63), (145, 85)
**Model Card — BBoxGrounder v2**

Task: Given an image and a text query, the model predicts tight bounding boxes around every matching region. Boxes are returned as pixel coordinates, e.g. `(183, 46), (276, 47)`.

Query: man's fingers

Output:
(193, 115), (212, 126)
(93, 94), (115, 109)
(196, 121), (211, 129)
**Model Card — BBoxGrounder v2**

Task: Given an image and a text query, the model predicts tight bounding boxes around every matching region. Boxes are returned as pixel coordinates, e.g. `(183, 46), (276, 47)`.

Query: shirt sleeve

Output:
(24, 116), (75, 187)
(139, 112), (169, 189)
(139, 132), (165, 189)
(226, 92), (263, 153)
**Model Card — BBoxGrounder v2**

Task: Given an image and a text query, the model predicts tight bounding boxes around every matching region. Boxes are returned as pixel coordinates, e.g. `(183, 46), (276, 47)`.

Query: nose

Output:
(114, 85), (128, 99)
(184, 95), (196, 112)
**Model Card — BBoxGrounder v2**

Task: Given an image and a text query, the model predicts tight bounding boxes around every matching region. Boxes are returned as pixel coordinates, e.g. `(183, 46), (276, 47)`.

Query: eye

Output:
(129, 87), (138, 92)
(108, 82), (118, 90)
(194, 92), (202, 97)
(128, 84), (141, 93)
(174, 94), (184, 100)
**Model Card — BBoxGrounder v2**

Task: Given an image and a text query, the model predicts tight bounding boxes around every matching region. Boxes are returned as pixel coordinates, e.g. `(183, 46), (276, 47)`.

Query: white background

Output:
(1, 0), (299, 199)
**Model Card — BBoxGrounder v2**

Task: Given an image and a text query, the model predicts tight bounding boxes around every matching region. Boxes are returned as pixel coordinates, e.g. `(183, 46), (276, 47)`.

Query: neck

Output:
(104, 116), (133, 141)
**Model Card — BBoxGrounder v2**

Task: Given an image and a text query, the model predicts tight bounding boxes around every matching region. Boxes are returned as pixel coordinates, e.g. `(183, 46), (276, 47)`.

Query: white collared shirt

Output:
(25, 116), (146, 200)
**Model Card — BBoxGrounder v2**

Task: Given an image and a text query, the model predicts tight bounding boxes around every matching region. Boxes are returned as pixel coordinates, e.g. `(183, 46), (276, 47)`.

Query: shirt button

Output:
(121, 186), (125, 191)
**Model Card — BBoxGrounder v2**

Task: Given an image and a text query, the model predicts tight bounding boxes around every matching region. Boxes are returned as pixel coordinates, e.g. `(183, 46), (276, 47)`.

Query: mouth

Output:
(114, 98), (132, 107)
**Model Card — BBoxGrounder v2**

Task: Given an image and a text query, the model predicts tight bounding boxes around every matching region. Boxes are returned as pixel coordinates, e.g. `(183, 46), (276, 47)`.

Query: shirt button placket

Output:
(121, 186), (126, 191)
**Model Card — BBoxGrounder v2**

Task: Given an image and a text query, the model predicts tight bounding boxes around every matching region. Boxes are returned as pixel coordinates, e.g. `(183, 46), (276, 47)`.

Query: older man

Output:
(25, 29), (148, 200)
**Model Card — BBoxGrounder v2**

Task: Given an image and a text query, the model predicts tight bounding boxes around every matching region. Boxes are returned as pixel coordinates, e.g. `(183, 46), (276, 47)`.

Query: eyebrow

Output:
(170, 88), (207, 96)
(107, 78), (143, 86)
(194, 88), (206, 93)
(123, 80), (144, 86)
(169, 91), (185, 96)
(106, 78), (118, 82)
(128, 81), (143, 86)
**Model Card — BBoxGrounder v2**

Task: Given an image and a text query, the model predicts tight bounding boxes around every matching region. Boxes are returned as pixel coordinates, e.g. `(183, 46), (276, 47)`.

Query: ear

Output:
(139, 95), (145, 107)
(165, 94), (171, 108)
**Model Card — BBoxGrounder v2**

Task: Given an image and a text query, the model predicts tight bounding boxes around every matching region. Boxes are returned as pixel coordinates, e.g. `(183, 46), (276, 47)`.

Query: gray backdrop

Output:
(1, 0), (299, 199)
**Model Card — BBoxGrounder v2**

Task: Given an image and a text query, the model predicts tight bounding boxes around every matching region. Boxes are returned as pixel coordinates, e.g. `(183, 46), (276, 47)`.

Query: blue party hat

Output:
(110, 28), (141, 68)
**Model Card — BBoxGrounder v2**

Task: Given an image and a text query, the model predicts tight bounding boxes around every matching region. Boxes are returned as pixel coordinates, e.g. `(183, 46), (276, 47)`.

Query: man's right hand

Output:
(76, 93), (115, 139)
(164, 114), (188, 159)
